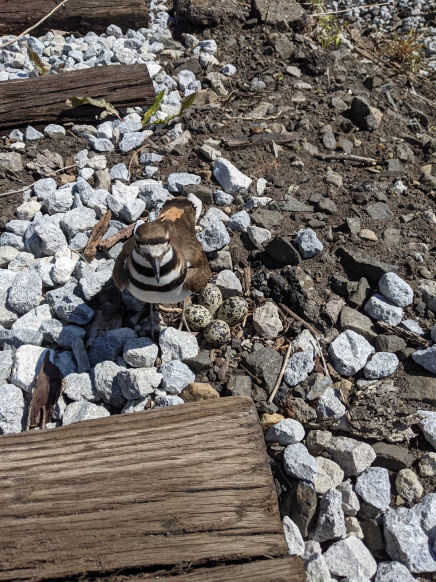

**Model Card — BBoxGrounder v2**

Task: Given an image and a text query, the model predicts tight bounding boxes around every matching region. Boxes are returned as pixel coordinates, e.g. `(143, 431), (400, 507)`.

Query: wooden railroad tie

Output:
(0, 0), (148, 36)
(0, 64), (155, 131)
(0, 396), (304, 581)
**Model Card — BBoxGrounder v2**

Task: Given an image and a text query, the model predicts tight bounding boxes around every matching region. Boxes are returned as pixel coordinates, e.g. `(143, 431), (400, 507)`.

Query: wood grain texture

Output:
(0, 65), (154, 130)
(0, 397), (299, 581)
(0, 0), (147, 35)
(112, 557), (304, 581)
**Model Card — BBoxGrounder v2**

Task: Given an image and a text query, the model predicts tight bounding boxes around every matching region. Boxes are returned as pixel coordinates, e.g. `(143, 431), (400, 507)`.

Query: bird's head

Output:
(133, 220), (171, 283)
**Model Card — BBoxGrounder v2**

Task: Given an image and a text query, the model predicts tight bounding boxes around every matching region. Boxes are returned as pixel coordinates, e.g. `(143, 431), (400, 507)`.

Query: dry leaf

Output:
(65, 96), (121, 120)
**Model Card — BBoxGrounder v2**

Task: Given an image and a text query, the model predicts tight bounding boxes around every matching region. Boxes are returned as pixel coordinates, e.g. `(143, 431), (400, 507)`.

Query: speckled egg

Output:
(198, 283), (223, 315)
(184, 304), (213, 331)
(217, 296), (249, 326)
(204, 320), (231, 346)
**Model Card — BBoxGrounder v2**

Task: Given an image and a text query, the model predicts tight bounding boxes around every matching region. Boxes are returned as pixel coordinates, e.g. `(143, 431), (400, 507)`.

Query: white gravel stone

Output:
(384, 506), (436, 573)
(314, 457), (344, 494)
(329, 330), (375, 376)
(414, 493), (436, 535)
(87, 135), (114, 152)
(317, 387), (346, 419)
(154, 390), (185, 407)
(25, 126), (43, 140)
(0, 383), (24, 434)
(51, 247), (79, 285)
(295, 228), (323, 258)
(167, 172), (201, 193)
(119, 131), (149, 153)
(282, 516), (304, 557)
(378, 272), (413, 307)
(197, 215), (230, 252)
(395, 468), (423, 504)
(215, 269), (242, 297)
(325, 436), (376, 476)
(304, 541), (332, 582)
(247, 225), (272, 248)
(283, 442), (317, 482)
(313, 488), (347, 542)
(7, 271), (42, 315)
(324, 536), (377, 579)
(46, 282), (94, 325)
(60, 207), (97, 239)
(62, 373), (98, 402)
(160, 360), (195, 394)
(110, 163), (129, 181)
(265, 418), (305, 445)
(118, 367), (162, 399)
(0, 351), (13, 384)
(213, 157), (252, 194)
(337, 480), (360, 516)
(44, 124), (66, 137)
(63, 401), (110, 425)
(364, 293), (403, 326)
(92, 361), (125, 408)
(25, 216), (68, 257)
(11, 345), (48, 392)
(363, 352), (399, 379)
(419, 452), (436, 477)
(375, 561), (415, 582)
(221, 63), (237, 76)
(123, 337), (158, 367)
(252, 301), (283, 338)
(284, 350), (315, 386)
(159, 327), (199, 363)
(227, 210), (250, 232)
(16, 199), (41, 220)
(355, 466), (391, 512)
(417, 410), (436, 449)
(412, 346), (436, 375)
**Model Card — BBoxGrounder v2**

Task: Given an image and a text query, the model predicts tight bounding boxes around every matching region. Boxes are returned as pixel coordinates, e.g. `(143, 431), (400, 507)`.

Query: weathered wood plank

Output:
(0, 64), (154, 130)
(114, 557), (304, 581)
(0, 397), (298, 581)
(0, 0), (147, 35)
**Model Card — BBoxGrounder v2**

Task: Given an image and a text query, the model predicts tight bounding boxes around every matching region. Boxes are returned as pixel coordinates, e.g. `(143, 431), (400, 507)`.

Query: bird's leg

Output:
(178, 297), (191, 332)
(149, 303), (160, 342)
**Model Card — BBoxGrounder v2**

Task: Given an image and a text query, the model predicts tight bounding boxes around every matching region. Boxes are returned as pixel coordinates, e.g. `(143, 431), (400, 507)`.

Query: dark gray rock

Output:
(265, 237), (301, 266)
(337, 247), (394, 285)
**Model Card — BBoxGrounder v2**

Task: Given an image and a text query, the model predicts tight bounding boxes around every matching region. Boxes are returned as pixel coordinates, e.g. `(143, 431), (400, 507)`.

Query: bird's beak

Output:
(150, 258), (160, 283)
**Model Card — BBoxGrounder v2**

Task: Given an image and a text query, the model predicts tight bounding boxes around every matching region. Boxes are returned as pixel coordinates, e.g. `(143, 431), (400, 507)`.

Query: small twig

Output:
(278, 304), (322, 337)
(239, 362), (263, 386)
(242, 266), (251, 297)
(314, 152), (377, 165)
(375, 321), (429, 348)
(268, 342), (293, 405)
(0, 0), (71, 50)
(311, 1), (390, 17)
(98, 223), (134, 249)
(224, 111), (283, 121)
(278, 303), (330, 379)
(83, 210), (112, 261)
(159, 305), (182, 313)
(0, 164), (77, 198)
(315, 336), (330, 378)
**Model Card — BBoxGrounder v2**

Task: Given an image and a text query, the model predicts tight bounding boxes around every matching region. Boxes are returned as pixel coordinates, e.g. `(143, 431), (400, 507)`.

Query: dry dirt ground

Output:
(0, 0), (435, 574)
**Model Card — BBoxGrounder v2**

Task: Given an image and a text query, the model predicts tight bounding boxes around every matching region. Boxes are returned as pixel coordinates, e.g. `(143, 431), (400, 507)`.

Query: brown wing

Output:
(158, 197), (196, 232)
(112, 237), (135, 291)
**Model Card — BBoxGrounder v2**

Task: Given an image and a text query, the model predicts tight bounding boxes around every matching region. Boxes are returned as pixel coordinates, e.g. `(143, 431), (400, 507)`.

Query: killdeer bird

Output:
(113, 197), (211, 333)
